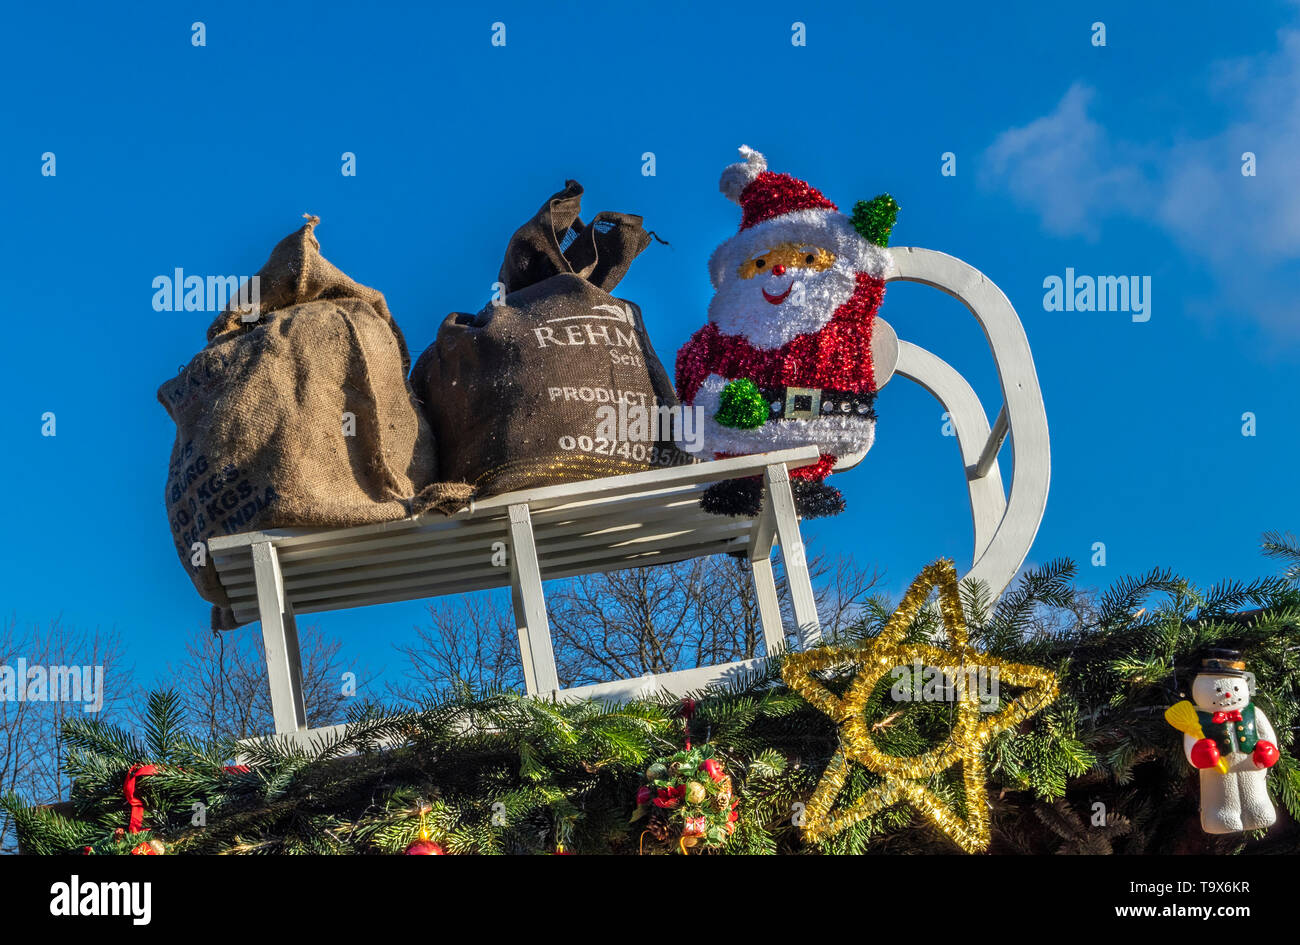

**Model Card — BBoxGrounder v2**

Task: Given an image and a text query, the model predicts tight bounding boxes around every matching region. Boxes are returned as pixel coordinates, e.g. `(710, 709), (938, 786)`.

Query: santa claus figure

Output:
(675, 146), (898, 517)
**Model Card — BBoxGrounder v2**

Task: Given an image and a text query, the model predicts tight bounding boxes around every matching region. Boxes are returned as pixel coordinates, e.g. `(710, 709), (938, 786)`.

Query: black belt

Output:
(761, 386), (876, 423)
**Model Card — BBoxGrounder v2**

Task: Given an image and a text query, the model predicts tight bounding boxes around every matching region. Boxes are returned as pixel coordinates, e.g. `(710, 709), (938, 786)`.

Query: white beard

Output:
(706, 260), (858, 349)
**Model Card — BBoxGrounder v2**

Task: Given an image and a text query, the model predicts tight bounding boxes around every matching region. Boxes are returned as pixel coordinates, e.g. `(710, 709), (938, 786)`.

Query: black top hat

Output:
(1196, 648), (1249, 678)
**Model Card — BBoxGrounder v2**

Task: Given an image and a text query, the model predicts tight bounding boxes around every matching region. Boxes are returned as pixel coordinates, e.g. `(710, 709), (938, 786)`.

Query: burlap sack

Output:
(159, 216), (468, 628)
(413, 182), (692, 498)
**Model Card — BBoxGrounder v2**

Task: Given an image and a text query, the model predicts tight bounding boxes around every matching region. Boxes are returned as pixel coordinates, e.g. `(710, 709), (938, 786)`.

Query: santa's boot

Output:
(700, 477), (764, 517)
(700, 473), (845, 519)
(789, 478), (845, 518)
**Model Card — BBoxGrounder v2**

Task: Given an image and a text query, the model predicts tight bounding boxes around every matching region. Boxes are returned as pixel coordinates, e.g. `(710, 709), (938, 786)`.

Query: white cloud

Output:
(983, 83), (1149, 240)
(980, 30), (1300, 337)
(1154, 30), (1300, 263)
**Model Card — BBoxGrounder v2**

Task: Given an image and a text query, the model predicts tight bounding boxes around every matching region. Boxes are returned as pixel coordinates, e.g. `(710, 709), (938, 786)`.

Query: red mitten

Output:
(1190, 738), (1221, 770)
(1253, 740), (1279, 769)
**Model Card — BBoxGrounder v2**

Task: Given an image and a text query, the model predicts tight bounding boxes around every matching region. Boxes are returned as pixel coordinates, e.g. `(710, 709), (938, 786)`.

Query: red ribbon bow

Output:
(1212, 710), (1243, 724)
(680, 698), (697, 750)
(123, 763), (248, 834)
(123, 764), (159, 834)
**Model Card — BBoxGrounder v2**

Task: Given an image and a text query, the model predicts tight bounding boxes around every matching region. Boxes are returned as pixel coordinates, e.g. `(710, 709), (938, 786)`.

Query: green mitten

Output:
(714, 379), (768, 429)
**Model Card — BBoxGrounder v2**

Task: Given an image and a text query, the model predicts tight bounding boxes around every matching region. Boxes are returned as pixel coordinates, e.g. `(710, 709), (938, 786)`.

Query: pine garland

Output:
(5, 554), (1299, 855)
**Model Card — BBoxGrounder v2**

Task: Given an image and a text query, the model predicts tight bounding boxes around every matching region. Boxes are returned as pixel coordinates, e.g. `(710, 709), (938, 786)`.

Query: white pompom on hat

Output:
(719, 145), (767, 203)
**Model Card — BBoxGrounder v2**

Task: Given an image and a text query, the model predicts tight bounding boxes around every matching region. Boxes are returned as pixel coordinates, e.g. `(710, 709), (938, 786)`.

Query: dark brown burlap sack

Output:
(413, 182), (692, 498)
(159, 215), (469, 628)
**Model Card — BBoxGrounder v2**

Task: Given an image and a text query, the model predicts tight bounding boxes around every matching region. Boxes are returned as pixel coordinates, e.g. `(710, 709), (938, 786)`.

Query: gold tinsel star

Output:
(783, 560), (1059, 853)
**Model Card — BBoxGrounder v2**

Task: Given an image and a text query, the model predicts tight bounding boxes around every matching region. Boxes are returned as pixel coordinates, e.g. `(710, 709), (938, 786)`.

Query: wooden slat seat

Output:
(212, 447), (825, 746)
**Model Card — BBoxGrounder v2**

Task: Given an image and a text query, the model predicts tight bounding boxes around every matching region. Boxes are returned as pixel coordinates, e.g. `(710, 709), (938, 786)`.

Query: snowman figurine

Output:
(1174, 649), (1280, 834)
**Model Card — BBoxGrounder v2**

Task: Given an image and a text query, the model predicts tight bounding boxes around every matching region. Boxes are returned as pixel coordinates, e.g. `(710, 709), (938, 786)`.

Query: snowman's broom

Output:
(1164, 701), (1229, 773)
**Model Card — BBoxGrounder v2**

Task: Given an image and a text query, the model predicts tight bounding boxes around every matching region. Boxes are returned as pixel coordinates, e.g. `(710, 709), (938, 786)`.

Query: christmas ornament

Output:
(644, 808), (673, 843)
(632, 744), (739, 853)
(782, 559), (1059, 852)
(405, 828), (446, 855)
(1167, 649), (1279, 834)
(676, 145), (898, 518)
(79, 827), (165, 857)
(405, 803), (447, 854)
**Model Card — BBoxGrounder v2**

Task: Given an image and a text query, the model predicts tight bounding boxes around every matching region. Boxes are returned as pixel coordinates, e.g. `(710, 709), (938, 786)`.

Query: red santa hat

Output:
(708, 146), (895, 288)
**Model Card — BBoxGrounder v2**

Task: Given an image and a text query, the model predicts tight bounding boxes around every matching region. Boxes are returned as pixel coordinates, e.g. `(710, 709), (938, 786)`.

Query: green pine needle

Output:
(6, 538), (1299, 856)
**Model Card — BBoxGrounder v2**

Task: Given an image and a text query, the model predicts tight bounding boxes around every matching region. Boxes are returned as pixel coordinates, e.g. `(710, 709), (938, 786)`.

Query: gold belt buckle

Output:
(784, 386), (820, 420)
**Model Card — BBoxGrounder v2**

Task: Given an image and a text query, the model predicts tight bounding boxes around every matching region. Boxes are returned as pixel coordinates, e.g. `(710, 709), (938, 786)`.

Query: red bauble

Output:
(405, 839), (445, 855)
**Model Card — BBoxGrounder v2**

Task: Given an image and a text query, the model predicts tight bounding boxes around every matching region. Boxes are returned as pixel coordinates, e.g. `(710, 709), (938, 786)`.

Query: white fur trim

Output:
(689, 374), (727, 421)
(708, 210), (892, 288)
(684, 373), (876, 459)
(700, 412), (876, 460)
(719, 146), (767, 203)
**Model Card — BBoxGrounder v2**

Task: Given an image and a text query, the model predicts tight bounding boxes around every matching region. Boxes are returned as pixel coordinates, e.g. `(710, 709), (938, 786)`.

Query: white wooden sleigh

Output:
(209, 247), (1049, 747)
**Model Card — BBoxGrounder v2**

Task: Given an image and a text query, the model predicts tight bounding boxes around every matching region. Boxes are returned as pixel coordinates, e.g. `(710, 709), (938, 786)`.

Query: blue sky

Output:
(1, 2), (1296, 702)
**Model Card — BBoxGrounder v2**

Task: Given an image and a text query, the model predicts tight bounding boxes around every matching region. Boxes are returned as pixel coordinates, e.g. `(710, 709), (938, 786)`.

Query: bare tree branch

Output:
(165, 625), (368, 742)
(0, 616), (133, 851)
(393, 552), (882, 693)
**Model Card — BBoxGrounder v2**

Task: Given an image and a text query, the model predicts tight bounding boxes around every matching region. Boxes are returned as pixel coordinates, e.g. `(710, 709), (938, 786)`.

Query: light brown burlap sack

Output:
(158, 216), (469, 628)
(413, 182), (692, 499)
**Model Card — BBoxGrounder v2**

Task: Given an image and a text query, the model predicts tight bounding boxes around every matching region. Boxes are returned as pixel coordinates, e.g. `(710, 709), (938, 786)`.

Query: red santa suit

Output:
(675, 146), (896, 513)
(676, 272), (884, 481)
